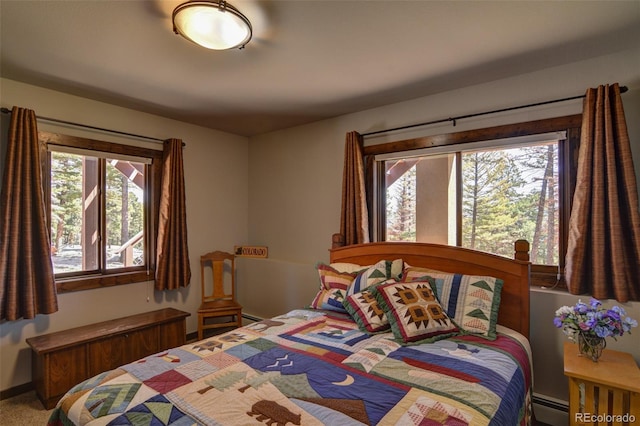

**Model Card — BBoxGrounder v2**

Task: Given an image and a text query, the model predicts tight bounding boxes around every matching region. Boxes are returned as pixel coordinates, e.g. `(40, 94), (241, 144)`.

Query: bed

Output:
(48, 241), (532, 426)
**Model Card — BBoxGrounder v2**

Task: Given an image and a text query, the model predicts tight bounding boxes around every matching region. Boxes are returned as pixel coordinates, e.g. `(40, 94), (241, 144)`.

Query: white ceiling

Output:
(1, 0), (639, 137)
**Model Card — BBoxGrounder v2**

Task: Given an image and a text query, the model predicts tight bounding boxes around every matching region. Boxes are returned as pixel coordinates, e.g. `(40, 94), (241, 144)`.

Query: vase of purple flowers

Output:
(554, 298), (637, 362)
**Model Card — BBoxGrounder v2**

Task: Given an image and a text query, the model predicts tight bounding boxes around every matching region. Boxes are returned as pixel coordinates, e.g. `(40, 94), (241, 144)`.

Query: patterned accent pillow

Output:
(374, 279), (459, 344)
(347, 259), (403, 296)
(343, 281), (393, 333)
(425, 272), (504, 340)
(310, 263), (357, 312)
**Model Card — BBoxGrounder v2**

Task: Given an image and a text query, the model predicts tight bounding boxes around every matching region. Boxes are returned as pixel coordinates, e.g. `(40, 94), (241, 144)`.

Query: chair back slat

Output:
(200, 251), (235, 302)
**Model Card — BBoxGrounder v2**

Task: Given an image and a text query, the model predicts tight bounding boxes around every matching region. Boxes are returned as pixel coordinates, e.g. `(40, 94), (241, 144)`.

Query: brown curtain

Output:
(565, 83), (640, 302)
(339, 131), (370, 246)
(155, 138), (191, 290)
(0, 107), (58, 320)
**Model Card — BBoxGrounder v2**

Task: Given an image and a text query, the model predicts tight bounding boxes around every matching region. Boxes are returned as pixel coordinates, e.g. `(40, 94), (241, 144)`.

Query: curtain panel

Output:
(155, 138), (191, 290)
(339, 131), (370, 246)
(565, 83), (640, 302)
(0, 107), (58, 320)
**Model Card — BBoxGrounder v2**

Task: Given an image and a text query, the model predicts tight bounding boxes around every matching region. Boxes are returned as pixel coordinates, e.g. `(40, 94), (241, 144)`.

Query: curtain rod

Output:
(362, 85), (629, 137)
(0, 107), (165, 143)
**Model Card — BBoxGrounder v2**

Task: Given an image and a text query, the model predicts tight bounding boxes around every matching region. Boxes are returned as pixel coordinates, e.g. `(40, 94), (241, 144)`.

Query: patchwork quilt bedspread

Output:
(48, 309), (532, 426)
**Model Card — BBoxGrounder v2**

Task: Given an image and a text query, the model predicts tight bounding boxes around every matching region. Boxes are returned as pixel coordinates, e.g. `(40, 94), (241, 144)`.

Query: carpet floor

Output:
(0, 391), (53, 425)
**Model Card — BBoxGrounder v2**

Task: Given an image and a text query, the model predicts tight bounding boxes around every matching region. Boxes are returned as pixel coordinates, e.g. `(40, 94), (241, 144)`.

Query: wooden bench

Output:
(26, 308), (190, 409)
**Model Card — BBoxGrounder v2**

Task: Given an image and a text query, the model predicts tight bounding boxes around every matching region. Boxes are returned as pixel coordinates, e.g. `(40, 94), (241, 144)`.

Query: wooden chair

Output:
(198, 251), (242, 340)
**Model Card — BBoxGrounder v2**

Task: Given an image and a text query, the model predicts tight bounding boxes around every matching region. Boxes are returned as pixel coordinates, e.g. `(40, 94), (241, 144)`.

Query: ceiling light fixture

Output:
(172, 0), (252, 50)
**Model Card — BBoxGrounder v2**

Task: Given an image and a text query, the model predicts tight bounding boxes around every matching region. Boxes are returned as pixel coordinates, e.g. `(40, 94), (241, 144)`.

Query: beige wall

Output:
(0, 78), (249, 391)
(244, 46), (640, 419)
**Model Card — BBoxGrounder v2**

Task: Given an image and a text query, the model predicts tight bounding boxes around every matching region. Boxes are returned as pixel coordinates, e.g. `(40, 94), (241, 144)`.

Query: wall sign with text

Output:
(234, 246), (268, 258)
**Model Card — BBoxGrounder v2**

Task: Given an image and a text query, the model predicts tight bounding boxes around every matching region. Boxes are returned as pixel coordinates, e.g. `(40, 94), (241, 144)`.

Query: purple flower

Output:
(607, 309), (621, 321)
(612, 305), (626, 316)
(594, 325), (610, 338)
(575, 301), (588, 314)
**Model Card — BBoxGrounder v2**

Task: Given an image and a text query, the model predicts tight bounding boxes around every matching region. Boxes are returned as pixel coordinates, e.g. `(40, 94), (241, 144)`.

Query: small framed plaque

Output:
(234, 245), (268, 258)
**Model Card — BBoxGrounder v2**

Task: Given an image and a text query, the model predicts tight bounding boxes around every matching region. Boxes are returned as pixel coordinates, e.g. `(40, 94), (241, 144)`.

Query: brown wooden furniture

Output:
(26, 308), (190, 409)
(329, 240), (531, 339)
(564, 342), (640, 426)
(198, 251), (242, 340)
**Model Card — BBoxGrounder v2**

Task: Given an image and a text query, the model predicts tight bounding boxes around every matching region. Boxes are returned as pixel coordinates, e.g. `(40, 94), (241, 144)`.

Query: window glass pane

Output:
(461, 143), (559, 264)
(386, 161), (416, 241)
(50, 152), (99, 273)
(105, 159), (146, 270)
(385, 154), (456, 244)
(382, 142), (559, 265)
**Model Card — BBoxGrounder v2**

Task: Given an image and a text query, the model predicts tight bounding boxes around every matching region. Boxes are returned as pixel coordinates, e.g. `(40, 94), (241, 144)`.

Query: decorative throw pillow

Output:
(347, 259), (403, 296)
(374, 278), (459, 344)
(310, 263), (357, 312)
(425, 271), (504, 340)
(343, 281), (393, 333)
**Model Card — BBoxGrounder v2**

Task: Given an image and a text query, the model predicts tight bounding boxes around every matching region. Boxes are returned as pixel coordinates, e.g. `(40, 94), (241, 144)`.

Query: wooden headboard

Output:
(329, 241), (531, 339)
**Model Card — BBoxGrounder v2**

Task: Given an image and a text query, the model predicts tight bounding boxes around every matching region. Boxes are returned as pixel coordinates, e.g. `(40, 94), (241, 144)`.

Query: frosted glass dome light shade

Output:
(172, 1), (252, 50)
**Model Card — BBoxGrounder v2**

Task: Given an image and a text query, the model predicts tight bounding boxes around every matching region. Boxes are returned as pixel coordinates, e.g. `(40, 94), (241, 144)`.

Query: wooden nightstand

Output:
(563, 342), (640, 426)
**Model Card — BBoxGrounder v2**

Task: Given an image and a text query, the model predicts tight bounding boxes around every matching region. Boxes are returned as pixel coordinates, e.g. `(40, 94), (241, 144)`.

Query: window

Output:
(41, 132), (163, 292)
(382, 138), (560, 265)
(367, 115), (583, 287)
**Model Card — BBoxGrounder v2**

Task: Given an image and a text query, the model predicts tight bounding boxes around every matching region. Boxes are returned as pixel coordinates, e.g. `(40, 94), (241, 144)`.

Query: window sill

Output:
(530, 286), (568, 295)
(531, 270), (567, 292)
(56, 270), (154, 293)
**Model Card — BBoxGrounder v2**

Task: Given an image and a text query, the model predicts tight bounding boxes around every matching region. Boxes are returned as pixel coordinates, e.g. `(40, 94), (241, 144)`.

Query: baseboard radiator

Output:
(533, 394), (568, 413)
(242, 313), (263, 322)
(533, 393), (568, 426)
